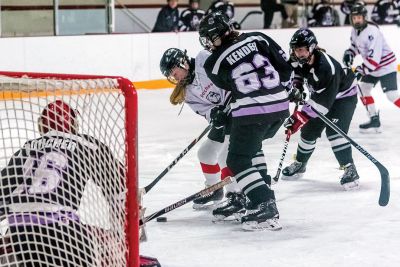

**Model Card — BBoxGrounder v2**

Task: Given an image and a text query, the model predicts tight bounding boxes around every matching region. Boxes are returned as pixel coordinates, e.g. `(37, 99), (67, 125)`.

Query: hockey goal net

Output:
(0, 71), (139, 267)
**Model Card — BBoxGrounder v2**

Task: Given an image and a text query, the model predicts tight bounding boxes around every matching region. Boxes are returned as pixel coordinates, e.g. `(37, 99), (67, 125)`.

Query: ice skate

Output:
(359, 114), (381, 133)
(241, 200), (282, 231)
(281, 161), (307, 180)
(340, 163), (360, 191)
(192, 187), (223, 210)
(212, 192), (246, 223)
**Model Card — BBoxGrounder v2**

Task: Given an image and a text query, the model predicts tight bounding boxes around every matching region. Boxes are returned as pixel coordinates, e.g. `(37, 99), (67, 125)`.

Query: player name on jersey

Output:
(226, 42), (258, 65)
(28, 137), (77, 151)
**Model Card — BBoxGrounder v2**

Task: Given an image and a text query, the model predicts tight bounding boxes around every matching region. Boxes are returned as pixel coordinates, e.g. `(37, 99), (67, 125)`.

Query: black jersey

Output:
(292, 50), (357, 117)
(207, 0), (235, 19)
(0, 131), (124, 213)
(203, 32), (292, 125)
(371, 0), (399, 25)
(179, 8), (205, 31)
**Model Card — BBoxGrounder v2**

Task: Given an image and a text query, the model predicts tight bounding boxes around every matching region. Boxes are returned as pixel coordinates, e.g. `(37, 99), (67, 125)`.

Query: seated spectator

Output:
(260, 0), (289, 29)
(371, 0), (399, 25)
(341, 0), (364, 25)
(282, 0), (299, 27)
(308, 0), (340, 27)
(207, 0), (240, 29)
(152, 0), (179, 32)
(179, 0), (205, 31)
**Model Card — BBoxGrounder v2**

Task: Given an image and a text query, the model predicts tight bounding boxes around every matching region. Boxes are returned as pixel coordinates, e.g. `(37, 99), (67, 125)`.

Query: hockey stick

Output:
(311, 107), (390, 206)
(142, 105), (231, 195)
(142, 124), (212, 194)
(139, 177), (233, 226)
(272, 104), (299, 183)
(239, 10), (263, 26)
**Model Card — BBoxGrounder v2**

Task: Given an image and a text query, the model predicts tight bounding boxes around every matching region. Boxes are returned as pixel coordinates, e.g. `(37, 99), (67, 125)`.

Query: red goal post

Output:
(0, 71), (139, 267)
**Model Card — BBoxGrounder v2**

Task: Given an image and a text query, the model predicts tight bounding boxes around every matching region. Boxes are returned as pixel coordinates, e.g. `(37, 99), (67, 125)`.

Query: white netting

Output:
(0, 75), (131, 266)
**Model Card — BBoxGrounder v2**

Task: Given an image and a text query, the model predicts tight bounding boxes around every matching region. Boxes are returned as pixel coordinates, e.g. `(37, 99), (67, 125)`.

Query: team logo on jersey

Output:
(207, 92), (221, 104)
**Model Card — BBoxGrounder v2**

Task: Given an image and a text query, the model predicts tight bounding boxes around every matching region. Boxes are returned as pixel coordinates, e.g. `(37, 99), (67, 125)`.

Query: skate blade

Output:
(359, 127), (382, 134)
(212, 212), (244, 224)
(192, 201), (222, 210)
(281, 173), (304, 181)
(342, 180), (360, 191)
(241, 218), (282, 231)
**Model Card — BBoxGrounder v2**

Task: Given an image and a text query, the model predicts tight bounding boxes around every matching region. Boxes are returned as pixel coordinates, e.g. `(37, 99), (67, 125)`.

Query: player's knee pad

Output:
(385, 90), (400, 103)
(197, 138), (223, 164)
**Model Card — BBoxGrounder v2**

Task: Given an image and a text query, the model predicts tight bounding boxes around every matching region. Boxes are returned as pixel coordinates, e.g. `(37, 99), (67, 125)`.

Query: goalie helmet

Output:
(38, 100), (78, 135)
(350, 2), (368, 30)
(289, 28), (318, 64)
(160, 48), (190, 84)
(198, 12), (231, 50)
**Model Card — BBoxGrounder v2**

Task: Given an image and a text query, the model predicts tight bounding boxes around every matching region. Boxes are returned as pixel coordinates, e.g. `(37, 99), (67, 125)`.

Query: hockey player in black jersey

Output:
(179, 0), (205, 31)
(199, 12), (293, 231)
(282, 28), (360, 191)
(0, 100), (124, 266)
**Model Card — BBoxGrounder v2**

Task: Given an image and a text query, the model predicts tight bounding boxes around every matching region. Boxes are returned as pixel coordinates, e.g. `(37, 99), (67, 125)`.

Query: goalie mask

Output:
(289, 28), (318, 65)
(198, 12), (232, 50)
(160, 48), (192, 84)
(38, 100), (79, 135)
(350, 2), (368, 31)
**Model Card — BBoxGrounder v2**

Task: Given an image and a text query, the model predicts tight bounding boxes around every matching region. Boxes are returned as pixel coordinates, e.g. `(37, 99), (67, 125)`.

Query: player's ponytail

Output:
(170, 80), (187, 105)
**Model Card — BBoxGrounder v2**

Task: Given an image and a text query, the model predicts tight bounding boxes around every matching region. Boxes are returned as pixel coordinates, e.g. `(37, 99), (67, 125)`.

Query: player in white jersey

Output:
(343, 2), (400, 132)
(160, 48), (247, 212)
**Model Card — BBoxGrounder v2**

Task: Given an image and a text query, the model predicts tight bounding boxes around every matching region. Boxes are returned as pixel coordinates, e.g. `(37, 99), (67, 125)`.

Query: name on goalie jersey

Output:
(226, 42), (258, 65)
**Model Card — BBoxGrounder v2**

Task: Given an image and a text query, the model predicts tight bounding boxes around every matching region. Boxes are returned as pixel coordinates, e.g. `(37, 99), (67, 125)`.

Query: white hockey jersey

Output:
(349, 23), (397, 77)
(184, 49), (231, 122)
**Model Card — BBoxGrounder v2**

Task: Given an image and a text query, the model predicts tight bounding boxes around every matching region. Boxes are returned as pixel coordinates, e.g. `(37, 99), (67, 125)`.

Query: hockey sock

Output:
(385, 90), (400, 108)
(328, 133), (353, 166)
(200, 162), (220, 186)
(296, 137), (316, 163)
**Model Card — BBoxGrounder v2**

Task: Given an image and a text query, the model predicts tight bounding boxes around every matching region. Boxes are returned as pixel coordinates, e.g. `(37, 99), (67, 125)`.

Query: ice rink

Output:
(138, 85), (400, 267)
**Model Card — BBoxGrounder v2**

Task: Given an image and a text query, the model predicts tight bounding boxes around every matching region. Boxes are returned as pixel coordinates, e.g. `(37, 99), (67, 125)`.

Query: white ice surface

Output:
(138, 86), (400, 267)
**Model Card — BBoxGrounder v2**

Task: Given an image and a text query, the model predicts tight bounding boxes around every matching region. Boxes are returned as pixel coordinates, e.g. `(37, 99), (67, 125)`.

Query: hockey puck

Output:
(156, 217), (167, 222)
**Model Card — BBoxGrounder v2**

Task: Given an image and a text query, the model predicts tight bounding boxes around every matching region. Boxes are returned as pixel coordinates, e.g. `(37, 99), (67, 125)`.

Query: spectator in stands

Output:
(179, 0), (205, 31)
(152, 0), (179, 32)
(341, 0), (363, 25)
(261, 0), (289, 29)
(308, 0), (340, 27)
(282, 0), (299, 27)
(207, 0), (241, 29)
(371, 0), (399, 25)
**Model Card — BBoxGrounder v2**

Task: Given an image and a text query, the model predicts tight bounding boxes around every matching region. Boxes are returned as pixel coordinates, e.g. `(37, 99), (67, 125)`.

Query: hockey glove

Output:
(354, 65), (365, 81)
(288, 87), (306, 104)
(284, 111), (309, 134)
(342, 50), (354, 68)
(210, 106), (228, 129)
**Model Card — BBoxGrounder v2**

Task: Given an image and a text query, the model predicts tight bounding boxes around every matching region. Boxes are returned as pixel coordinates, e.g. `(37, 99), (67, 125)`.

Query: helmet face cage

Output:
(38, 100), (78, 135)
(350, 2), (368, 30)
(289, 28), (318, 65)
(160, 48), (189, 84)
(198, 12), (231, 50)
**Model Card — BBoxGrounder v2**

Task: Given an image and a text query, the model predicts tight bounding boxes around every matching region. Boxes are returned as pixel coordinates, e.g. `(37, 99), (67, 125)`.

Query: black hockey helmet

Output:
(198, 12), (232, 50)
(350, 2), (368, 30)
(160, 48), (189, 84)
(289, 28), (318, 64)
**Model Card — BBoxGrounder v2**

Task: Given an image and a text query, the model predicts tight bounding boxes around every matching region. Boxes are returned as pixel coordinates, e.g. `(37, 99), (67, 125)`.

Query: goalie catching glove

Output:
(284, 111), (310, 134)
(210, 106), (228, 128)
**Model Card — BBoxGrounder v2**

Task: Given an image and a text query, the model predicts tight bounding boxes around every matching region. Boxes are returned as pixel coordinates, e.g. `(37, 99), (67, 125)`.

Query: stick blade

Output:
(377, 163), (390, 206)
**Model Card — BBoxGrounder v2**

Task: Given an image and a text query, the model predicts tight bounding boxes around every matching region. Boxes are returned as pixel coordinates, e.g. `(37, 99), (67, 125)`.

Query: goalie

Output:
(0, 100), (125, 267)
